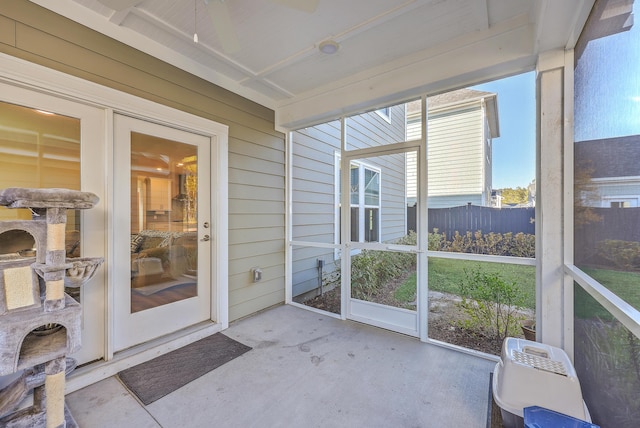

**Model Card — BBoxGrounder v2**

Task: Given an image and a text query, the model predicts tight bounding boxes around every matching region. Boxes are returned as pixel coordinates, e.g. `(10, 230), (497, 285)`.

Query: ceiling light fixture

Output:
(319, 40), (339, 55)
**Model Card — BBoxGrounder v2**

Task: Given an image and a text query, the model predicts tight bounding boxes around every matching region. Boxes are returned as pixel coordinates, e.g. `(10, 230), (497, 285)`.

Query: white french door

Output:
(0, 81), (106, 364)
(113, 114), (212, 351)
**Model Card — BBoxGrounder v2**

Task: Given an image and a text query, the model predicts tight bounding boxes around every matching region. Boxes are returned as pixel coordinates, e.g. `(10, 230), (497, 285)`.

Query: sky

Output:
(471, 71), (536, 190)
(574, 1), (640, 142)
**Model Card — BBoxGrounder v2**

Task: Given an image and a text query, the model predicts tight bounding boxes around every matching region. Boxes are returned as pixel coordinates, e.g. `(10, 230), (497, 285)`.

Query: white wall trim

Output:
(285, 131), (293, 304)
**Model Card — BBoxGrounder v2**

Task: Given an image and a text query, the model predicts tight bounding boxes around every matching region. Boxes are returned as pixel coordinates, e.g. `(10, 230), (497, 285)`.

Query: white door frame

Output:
(341, 141), (427, 340)
(0, 53), (229, 365)
(112, 114), (213, 351)
(0, 80), (107, 364)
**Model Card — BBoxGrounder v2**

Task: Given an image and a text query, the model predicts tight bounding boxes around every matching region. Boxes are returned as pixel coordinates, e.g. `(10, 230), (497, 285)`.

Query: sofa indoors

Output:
(130, 230), (197, 288)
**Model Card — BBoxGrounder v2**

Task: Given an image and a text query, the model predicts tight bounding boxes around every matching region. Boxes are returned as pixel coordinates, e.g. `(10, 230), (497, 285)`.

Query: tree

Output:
(501, 187), (528, 205)
(574, 159), (602, 227)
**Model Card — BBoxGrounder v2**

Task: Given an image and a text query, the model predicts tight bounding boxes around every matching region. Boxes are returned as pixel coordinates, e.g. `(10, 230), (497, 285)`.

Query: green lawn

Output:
(575, 267), (640, 319)
(394, 257), (536, 309)
(394, 260), (640, 318)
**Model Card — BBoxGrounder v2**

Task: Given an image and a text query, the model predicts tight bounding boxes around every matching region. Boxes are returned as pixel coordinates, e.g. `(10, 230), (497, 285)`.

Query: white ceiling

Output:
(30, 0), (595, 129)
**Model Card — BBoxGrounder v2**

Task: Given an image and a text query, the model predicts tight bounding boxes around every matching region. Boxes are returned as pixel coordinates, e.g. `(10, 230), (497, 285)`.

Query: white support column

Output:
(563, 50), (575, 360)
(536, 50), (567, 349)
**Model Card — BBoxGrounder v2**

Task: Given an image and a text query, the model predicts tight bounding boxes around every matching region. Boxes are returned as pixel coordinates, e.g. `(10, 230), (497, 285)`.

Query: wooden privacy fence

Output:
(407, 204), (535, 239)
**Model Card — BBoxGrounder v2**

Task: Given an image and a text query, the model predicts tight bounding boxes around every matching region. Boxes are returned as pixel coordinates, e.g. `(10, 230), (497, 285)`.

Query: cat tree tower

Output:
(0, 188), (103, 428)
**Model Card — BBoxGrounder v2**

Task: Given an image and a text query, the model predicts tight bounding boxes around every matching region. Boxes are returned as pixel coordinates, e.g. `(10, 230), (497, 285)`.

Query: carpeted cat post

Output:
(0, 188), (103, 428)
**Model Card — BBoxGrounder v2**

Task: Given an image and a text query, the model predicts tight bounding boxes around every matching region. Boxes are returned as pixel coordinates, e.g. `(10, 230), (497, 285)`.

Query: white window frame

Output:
(358, 163), (382, 243)
(375, 107), (391, 123)
(602, 196), (638, 208)
(334, 154), (382, 246)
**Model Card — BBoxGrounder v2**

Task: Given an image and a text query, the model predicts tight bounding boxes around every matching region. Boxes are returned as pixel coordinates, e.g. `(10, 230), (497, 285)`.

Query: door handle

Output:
(201, 234), (210, 242)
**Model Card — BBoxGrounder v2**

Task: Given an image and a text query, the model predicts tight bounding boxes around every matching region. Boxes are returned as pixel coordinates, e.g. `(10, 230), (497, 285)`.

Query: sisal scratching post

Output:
(45, 208), (67, 311)
(45, 358), (66, 428)
(46, 279), (65, 302)
(47, 223), (66, 255)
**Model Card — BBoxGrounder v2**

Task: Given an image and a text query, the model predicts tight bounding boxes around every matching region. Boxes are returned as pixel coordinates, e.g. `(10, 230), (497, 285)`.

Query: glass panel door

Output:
(0, 87), (106, 365)
(114, 114), (211, 351)
(344, 146), (425, 337)
(129, 133), (199, 312)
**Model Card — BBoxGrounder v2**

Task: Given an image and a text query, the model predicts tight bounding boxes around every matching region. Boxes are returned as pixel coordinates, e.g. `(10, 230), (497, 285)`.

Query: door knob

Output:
(201, 234), (210, 241)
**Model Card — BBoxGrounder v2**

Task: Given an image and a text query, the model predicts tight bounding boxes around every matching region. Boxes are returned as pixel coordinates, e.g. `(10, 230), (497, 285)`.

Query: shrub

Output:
(350, 233), (416, 300)
(597, 240), (640, 271)
(427, 229), (535, 258)
(428, 228), (446, 251)
(576, 319), (640, 426)
(458, 267), (526, 347)
(350, 250), (382, 299)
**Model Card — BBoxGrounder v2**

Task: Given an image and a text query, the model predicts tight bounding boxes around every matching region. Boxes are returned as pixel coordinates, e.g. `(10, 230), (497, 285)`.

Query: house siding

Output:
(406, 113), (420, 205)
(0, 0), (286, 322)
(291, 121), (340, 297)
(346, 107), (407, 242)
(428, 107), (484, 201)
(482, 110), (493, 206)
(406, 98), (492, 208)
(291, 108), (407, 297)
(575, 136), (640, 208)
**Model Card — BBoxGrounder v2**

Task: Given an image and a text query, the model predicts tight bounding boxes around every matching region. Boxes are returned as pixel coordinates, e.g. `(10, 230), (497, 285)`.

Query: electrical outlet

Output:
(251, 267), (262, 282)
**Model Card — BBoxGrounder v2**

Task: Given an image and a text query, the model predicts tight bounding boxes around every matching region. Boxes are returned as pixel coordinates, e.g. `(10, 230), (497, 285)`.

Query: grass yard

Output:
(393, 260), (639, 319)
(395, 257), (536, 309)
(575, 267), (640, 319)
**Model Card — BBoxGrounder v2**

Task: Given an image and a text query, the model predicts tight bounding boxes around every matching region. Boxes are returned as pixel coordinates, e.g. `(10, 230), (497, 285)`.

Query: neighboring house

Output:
(491, 189), (503, 208)
(575, 135), (640, 207)
(528, 179), (537, 207)
(291, 107), (407, 299)
(406, 89), (500, 208)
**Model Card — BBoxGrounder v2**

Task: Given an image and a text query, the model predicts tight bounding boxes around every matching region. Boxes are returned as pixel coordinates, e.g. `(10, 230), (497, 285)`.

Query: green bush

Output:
(428, 229), (535, 258)
(350, 233), (416, 300)
(428, 229), (445, 251)
(597, 240), (640, 270)
(458, 267), (526, 347)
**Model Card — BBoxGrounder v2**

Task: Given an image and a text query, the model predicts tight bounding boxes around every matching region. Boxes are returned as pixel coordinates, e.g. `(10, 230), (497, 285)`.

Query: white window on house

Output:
(376, 107), (391, 123)
(357, 165), (380, 242)
(335, 156), (381, 244)
(607, 198), (638, 208)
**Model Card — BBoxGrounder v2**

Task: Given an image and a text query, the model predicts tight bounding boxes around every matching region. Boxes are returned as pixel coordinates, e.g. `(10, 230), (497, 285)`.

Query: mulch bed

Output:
(304, 286), (528, 356)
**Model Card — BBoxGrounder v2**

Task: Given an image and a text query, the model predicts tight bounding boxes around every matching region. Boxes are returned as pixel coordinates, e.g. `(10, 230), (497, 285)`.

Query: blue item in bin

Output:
(524, 406), (600, 428)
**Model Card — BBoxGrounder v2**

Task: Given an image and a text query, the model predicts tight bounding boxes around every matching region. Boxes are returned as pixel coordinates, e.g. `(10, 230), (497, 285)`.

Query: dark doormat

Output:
(118, 333), (251, 405)
(487, 372), (503, 428)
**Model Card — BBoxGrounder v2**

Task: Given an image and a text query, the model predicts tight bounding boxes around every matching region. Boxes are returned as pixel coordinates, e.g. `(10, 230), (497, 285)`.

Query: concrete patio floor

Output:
(66, 304), (497, 427)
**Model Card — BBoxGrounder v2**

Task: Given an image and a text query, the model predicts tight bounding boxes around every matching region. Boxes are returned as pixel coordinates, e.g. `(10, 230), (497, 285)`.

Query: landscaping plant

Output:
(458, 267), (526, 347)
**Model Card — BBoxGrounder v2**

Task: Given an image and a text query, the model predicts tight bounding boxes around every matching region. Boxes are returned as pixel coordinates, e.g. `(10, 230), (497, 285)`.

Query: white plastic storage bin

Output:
(492, 338), (591, 428)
